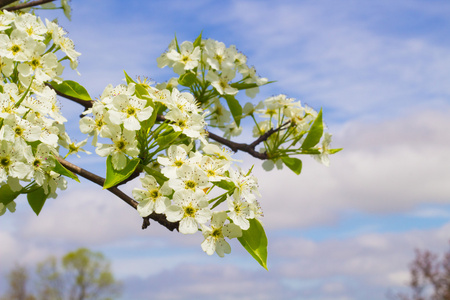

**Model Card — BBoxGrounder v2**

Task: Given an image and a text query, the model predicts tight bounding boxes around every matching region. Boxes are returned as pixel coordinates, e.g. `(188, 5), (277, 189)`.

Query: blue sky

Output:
(1, 0), (450, 299)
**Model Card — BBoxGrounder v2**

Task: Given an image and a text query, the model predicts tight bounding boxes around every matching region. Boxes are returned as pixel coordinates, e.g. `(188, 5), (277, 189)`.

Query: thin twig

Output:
(57, 157), (179, 232)
(4, 0), (55, 11)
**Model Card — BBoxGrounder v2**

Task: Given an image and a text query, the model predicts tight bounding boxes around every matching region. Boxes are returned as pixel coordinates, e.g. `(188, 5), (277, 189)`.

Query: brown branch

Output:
(53, 86), (289, 160)
(4, 0), (55, 11)
(57, 157), (179, 232)
(0, 0), (17, 8)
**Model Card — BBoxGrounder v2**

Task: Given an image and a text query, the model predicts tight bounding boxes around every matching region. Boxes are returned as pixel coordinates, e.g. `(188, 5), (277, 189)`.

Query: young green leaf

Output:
(27, 186), (49, 216)
(0, 184), (21, 206)
(329, 148), (343, 154)
(50, 80), (91, 101)
(193, 31), (203, 48)
(124, 70), (149, 99)
(104, 156), (140, 189)
(238, 218), (268, 270)
(53, 158), (79, 182)
(178, 72), (197, 87)
(301, 108), (323, 149)
(281, 157), (302, 175)
(224, 95), (243, 127)
(155, 131), (182, 149)
(143, 166), (168, 186)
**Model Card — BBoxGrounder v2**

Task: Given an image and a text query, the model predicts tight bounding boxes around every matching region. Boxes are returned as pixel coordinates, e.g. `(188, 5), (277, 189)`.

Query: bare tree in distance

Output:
(393, 242), (450, 300)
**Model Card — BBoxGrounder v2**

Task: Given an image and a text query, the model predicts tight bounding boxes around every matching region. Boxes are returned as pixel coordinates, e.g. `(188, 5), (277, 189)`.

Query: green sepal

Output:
(53, 158), (79, 182)
(301, 108), (323, 149)
(27, 186), (49, 216)
(50, 80), (91, 101)
(281, 157), (302, 175)
(224, 95), (243, 127)
(178, 72), (197, 87)
(0, 184), (21, 207)
(143, 166), (168, 186)
(193, 31), (203, 48)
(104, 156), (140, 189)
(238, 218), (268, 270)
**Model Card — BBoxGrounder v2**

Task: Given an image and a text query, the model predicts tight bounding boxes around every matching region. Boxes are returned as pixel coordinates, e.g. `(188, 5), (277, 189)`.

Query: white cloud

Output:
(255, 107), (450, 229)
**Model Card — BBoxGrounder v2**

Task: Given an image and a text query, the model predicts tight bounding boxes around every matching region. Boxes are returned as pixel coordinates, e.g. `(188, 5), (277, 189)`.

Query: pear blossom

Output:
(108, 93), (153, 131)
(168, 164), (210, 193)
(166, 41), (201, 75)
(165, 189), (211, 234)
(157, 144), (190, 179)
(227, 195), (252, 230)
(96, 127), (139, 170)
(132, 175), (172, 217)
(201, 211), (242, 257)
(205, 69), (238, 96)
(313, 133), (332, 167)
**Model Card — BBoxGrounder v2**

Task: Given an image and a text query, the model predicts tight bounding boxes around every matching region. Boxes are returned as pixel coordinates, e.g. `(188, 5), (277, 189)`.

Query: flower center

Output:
(14, 126), (23, 137)
(149, 189), (160, 199)
(116, 140), (126, 151)
(1, 157), (11, 167)
(33, 158), (41, 168)
(126, 106), (136, 116)
(185, 180), (196, 190)
(11, 44), (21, 55)
(211, 227), (222, 238)
(183, 205), (196, 217)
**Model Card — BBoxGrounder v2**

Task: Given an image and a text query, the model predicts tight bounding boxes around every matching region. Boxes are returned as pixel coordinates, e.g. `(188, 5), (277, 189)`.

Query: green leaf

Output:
(230, 80), (275, 90)
(53, 158), (79, 182)
(301, 108), (323, 149)
(210, 193), (228, 209)
(104, 156), (140, 189)
(50, 80), (91, 101)
(27, 186), (49, 216)
(224, 95), (243, 127)
(329, 148), (343, 154)
(230, 82), (258, 90)
(213, 179), (235, 191)
(124, 70), (136, 85)
(238, 218), (268, 270)
(143, 166), (168, 186)
(193, 31), (203, 48)
(281, 157), (302, 175)
(178, 72), (197, 87)
(124, 71), (149, 99)
(174, 34), (181, 53)
(0, 184), (21, 206)
(155, 131), (181, 149)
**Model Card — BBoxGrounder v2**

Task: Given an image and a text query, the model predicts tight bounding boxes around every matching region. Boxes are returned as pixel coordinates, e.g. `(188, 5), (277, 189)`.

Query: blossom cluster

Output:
(0, 10), (81, 215)
(80, 78), (263, 256)
(157, 35), (336, 170)
(250, 94), (334, 168)
(133, 143), (262, 257)
(157, 37), (268, 135)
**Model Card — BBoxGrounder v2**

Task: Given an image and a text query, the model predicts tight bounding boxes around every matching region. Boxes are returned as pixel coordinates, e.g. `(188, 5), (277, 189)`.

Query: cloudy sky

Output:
(1, 0), (450, 299)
